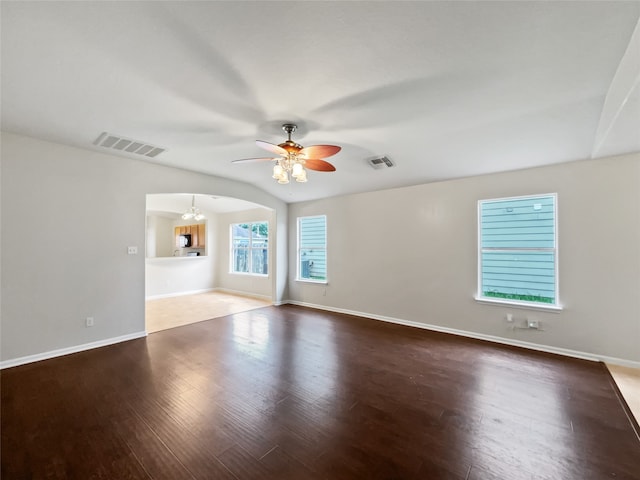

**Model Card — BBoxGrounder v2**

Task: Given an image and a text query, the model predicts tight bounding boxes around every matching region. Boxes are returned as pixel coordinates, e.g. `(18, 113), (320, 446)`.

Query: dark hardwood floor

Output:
(2, 305), (639, 479)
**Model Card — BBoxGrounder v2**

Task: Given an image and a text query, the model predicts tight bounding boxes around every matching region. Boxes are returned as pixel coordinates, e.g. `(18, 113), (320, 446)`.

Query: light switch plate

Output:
(127, 246), (138, 255)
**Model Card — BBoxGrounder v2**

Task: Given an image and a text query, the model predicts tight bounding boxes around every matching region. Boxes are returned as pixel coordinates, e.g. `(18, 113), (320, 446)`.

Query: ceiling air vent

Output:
(367, 155), (394, 169)
(93, 132), (166, 158)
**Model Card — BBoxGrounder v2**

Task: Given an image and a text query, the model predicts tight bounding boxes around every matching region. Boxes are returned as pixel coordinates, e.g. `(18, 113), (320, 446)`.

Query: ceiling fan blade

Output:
(231, 157), (277, 164)
(256, 140), (288, 156)
(304, 159), (336, 172)
(298, 144), (341, 159)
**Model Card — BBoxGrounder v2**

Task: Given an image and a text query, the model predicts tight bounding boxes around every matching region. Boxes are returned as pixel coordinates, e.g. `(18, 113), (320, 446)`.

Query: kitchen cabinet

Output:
(174, 223), (206, 248)
(191, 224), (198, 247)
(197, 223), (206, 247)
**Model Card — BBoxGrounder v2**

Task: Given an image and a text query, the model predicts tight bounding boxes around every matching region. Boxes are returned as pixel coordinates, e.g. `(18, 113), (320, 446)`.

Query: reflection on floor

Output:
(607, 363), (640, 425)
(145, 290), (271, 333)
(146, 292), (639, 426)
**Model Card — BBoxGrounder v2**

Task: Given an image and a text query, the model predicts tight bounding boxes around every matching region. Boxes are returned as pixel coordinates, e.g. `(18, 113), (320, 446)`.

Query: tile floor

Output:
(607, 363), (640, 425)
(145, 290), (271, 333)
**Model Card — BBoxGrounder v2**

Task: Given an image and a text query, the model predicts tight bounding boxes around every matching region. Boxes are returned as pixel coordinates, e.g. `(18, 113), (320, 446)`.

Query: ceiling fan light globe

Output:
(277, 171), (289, 184)
(292, 162), (304, 178)
(272, 164), (283, 178)
(296, 170), (308, 183)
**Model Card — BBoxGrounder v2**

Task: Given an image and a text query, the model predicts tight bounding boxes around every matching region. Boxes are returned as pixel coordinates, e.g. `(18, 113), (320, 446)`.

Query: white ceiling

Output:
(2, 1), (639, 203)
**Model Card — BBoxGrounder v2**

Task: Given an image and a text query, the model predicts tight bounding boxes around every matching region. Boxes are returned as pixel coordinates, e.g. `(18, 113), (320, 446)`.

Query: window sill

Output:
(229, 272), (269, 278)
(474, 296), (563, 312)
(296, 278), (328, 285)
(146, 255), (208, 261)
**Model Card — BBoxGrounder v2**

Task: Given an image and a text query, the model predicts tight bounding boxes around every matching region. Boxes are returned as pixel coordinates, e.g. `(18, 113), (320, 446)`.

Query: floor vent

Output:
(368, 155), (394, 169)
(93, 132), (166, 158)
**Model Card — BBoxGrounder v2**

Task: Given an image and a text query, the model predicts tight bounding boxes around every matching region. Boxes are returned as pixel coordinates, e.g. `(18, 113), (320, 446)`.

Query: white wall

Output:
(0, 132), (287, 363)
(157, 216), (174, 257)
(215, 207), (275, 299)
(288, 153), (640, 364)
(146, 214), (176, 258)
(145, 257), (215, 298)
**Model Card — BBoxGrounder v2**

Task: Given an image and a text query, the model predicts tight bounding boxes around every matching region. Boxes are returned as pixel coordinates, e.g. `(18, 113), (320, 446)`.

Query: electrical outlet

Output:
(527, 319), (539, 329)
(86, 317), (94, 327)
(127, 246), (138, 255)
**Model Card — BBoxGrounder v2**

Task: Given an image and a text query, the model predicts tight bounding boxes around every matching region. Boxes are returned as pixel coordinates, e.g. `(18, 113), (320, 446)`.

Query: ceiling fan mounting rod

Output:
(282, 123), (297, 141)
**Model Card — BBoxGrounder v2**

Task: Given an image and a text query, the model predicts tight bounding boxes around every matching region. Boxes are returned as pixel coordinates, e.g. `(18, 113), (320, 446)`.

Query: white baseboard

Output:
(4, 303), (637, 371)
(214, 288), (272, 303)
(146, 288), (215, 300)
(0, 331), (148, 370)
(285, 301), (640, 369)
(146, 288), (273, 303)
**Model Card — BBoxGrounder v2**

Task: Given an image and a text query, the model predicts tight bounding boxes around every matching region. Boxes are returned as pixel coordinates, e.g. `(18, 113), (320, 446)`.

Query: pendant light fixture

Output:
(182, 195), (205, 221)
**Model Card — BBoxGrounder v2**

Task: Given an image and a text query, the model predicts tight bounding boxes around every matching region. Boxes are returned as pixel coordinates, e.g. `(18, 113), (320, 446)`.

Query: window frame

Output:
(229, 221), (270, 277)
(476, 193), (561, 311)
(296, 214), (328, 284)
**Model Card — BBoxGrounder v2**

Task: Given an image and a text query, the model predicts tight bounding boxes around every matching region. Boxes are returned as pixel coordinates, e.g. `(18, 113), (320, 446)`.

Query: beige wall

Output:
(2, 129), (638, 366)
(1, 132), (287, 364)
(288, 153), (640, 364)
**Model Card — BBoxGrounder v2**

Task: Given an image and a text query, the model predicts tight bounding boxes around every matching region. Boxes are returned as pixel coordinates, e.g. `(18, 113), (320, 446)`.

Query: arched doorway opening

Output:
(144, 193), (275, 333)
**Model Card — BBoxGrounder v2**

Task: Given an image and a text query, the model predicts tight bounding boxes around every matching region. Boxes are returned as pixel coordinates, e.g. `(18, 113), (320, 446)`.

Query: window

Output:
(297, 215), (327, 282)
(231, 222), (269, 275)
(478, 194), (559, 308)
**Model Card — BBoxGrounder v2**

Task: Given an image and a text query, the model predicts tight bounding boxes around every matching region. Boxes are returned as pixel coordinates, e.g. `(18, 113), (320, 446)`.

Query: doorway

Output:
(145, 193), (275, 333)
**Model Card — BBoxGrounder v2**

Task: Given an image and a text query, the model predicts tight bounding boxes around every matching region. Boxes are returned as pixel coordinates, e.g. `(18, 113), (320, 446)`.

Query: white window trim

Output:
(476, 193), (561, 310)
(296, 279), (329, 285)
(230, 271), (269, 278)
(474, 296), (563, 311)
(229, 221), (270, 277)
(296, 215), (328, 284)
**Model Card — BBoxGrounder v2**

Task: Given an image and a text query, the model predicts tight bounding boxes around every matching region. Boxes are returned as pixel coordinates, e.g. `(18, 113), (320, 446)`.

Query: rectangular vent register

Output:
(93, 132), (166, 158)
(368, 156), (394, 169)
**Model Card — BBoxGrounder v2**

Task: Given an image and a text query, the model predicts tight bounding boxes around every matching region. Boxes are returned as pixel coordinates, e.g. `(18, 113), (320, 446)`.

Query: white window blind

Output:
(478, 194), (558, 307)
(298, 215), (327, 282)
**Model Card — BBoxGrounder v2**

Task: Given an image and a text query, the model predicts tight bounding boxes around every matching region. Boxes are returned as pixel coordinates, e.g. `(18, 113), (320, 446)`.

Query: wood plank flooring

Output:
(2, 305), (639, 479)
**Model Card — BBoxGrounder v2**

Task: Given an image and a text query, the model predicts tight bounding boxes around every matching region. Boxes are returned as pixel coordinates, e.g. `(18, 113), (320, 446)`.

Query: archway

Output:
(144, 193), (276, 332)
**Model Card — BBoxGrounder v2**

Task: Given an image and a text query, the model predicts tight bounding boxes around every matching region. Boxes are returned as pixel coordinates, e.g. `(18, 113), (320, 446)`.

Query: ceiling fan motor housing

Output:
(231, 121), (339, 174)
(279, 140), (303, 153)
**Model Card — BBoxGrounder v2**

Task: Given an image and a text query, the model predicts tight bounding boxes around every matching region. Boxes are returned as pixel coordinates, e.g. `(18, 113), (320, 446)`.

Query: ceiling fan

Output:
(232, 123), (341, 184)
